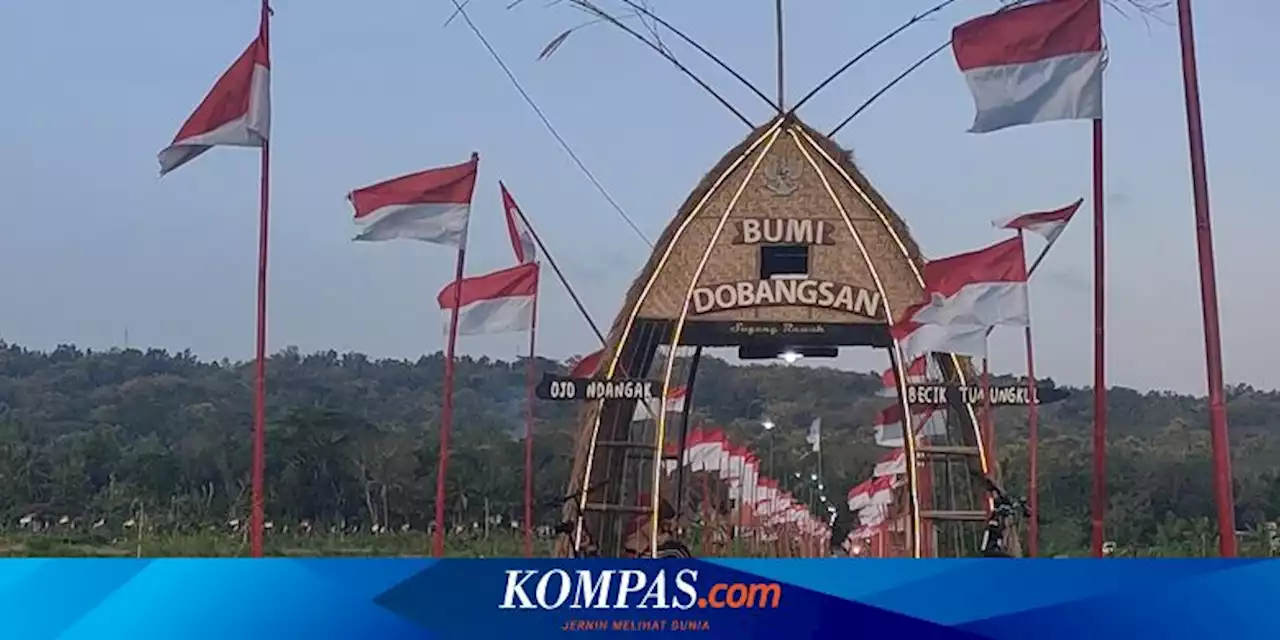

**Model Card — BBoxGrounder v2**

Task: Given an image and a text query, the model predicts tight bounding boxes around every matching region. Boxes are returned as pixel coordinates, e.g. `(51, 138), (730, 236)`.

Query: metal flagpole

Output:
(1019, 229), (1042, 558)
(249, 0), (272, 559)
(1174, 0), (1236, 556)
(981, 356), (996, 480)
(775, 0), (785, 111)
(433, 230), (471, 557)
(1090, 113), (1107, 558)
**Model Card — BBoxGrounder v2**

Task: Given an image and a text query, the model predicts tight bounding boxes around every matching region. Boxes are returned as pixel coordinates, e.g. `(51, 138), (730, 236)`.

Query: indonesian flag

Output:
(158, 27), (270, 175)
(892, 237), (1030, 361)
(859, 504), (888, 527)
(499, 182), (538, 264)
(952, 0), (1103, 133)
(631, 386), (687, 421)
(349, 155), (478, 247)
(878, 357), (928, 397)
(569, 349), (605, 378)
(683, 429), (717, 471)
(847, 479), (874, 511)
(993, 198), (1084, 245)
(805, 417), (822, 452)
(869, 475), (902, 505)
(873, 448), (906, 477)
(689, 428), (726, 471)
(436, 262), (539, 336)
(874, 404), (948, 447)
(858, 505), (885, 526)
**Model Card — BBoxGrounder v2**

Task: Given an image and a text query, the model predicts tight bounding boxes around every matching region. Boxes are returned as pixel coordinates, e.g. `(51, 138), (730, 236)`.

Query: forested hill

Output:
(1, 341), (1278, 556)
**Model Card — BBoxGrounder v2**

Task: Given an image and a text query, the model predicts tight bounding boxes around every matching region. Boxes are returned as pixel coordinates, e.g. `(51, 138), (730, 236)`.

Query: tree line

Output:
(0, 341), (1277, 556)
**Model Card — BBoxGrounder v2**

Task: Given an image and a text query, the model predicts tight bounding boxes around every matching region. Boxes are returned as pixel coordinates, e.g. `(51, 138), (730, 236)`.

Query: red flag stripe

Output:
(350, 157), (479, 219)
(920, 237), (1028, 299)
(952, 0), (1101, 70)
(436, 262), (539, 310)
(994, 199), (1083, 231)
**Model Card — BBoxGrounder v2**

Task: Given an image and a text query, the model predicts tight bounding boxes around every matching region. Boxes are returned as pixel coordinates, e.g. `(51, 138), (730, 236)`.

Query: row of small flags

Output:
(661, 428), (832, 541)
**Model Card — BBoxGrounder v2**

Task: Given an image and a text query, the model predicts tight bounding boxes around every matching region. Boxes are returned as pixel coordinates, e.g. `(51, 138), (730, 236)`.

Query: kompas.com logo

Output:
(498, 568), (782, 610)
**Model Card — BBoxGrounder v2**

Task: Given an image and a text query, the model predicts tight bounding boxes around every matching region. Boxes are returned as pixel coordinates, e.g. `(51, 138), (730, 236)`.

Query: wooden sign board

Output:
(904, 384), (1070, 406)
(535, 374), (662, 402)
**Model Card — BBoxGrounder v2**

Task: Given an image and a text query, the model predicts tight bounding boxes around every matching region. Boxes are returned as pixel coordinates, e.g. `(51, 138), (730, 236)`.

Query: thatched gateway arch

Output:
(560, 115), (997, 558)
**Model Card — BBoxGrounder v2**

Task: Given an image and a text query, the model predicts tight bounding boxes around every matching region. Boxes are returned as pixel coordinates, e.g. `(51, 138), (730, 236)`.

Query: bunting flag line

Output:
(158, 30), (271, 175)
(952, 0), (1103, 133)
(436, 262), (539, 336)
(499, 182), (538, 264)
(349, 155), (479, 247)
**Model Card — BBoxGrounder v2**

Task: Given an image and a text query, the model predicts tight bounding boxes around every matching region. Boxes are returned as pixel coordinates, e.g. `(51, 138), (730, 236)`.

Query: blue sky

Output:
(0, 0), (1274, 393)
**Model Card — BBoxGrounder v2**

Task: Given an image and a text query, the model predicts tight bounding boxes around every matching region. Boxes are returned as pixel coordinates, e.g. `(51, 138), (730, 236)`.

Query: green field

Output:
(0, 529), (550, 558)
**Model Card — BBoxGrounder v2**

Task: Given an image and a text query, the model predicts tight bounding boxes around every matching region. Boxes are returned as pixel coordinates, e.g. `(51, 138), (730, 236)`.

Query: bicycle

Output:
(978, 475), (1030, 558)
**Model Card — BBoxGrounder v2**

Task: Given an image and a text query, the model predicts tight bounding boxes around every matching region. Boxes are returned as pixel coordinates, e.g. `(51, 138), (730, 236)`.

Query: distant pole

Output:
(775, 0), (785, 111)
(1175, 0), (1236, 556)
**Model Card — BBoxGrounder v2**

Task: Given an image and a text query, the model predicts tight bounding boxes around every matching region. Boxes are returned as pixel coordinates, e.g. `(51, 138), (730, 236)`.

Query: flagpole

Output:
(434, 245), (468, 558)
(1026, 231), (1064, 279)
(1175, 0), (1236, 557)
(981, 356), (995, 480)
(522, 282), (540, 557)
(1018, 230), (1041, 558)
(774, 0), (785, 111)
(249, 1), (271, 559)
(1090, 114), (1107, 558)
(506, 196), (605, 344)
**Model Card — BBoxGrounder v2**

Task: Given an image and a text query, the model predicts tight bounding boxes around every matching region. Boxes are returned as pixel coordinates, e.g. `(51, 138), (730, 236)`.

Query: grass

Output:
(0, 529), (558, 558)
(0, 527), (795, 558)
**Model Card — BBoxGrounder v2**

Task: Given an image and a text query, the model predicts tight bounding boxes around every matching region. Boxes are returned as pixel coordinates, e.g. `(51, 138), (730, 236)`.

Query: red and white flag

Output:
(873, 448), (906, 477)
(569, 349), (605, 378)
(952, 0), (1103, 133)
(892, 237), (1030, 361)
(993, 198), (1084, 245)
(349, 155), (479, 247)
(847, 479), (874, 511)
(874, 404), (948, 447)
(436, 262), (539, 336)
(632, 386), (687, 421)
(500, 183), (538, 264)
(878, 357), (929, 397)
(158, 28), (271, 175)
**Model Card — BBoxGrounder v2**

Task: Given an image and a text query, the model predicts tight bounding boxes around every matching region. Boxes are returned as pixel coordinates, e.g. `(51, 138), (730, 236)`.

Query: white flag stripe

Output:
(910, 282), (1030, 327)
(875, 410), (948, 447)
(896, 324), (990, 363)
(442, 295), (535, 337)
(961, 52), (1104, 133)
(354, 203), (470, 247)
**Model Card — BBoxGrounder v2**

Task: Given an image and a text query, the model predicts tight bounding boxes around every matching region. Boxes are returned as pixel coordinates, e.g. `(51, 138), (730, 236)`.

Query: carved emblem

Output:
(762, 159), (801, 196)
